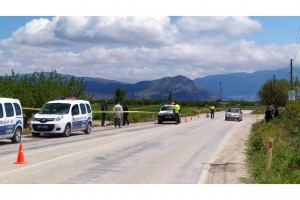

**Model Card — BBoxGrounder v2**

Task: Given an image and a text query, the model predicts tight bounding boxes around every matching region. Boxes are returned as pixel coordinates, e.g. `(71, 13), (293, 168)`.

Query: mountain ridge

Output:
(12, 67), (300, 101)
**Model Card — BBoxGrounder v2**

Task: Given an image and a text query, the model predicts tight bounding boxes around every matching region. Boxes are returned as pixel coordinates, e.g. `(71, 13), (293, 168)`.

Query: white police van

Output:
(0, 98), (23, 143)
(30, 98), (92, 137)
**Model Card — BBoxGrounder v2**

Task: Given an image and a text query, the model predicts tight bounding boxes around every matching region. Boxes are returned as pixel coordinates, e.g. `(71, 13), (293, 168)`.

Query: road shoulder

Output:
(198, 112), (263, 184)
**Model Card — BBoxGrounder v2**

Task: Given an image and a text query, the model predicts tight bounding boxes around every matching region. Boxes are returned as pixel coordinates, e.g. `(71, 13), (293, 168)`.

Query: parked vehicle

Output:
(30, 98), (92, 137)
(0, 98), (23, 143)
(225, 108), (242, 121)
(158, 104), (180, 124)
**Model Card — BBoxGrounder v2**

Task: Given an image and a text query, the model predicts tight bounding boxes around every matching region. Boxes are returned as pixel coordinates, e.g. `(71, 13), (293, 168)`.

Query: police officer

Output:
(210, 105), (215, 119)
(173, 102), (181, 125)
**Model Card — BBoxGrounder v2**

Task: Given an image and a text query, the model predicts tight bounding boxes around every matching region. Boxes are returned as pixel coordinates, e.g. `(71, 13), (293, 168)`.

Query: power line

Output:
(291, 27), (300, 61)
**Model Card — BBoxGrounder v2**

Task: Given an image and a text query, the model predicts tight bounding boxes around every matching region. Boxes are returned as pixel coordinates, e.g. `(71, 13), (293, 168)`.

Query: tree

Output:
(0, 70), (89, 127)
(114, 88), (126, 103)
(257, 79), (289, 107)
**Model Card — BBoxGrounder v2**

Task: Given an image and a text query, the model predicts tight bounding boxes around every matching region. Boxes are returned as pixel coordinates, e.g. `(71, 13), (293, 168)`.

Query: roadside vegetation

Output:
(243, 99), (300, 183)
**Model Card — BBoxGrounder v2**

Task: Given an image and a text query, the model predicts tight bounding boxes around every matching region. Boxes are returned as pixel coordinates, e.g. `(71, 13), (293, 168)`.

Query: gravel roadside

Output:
(198, 111), (264, 184)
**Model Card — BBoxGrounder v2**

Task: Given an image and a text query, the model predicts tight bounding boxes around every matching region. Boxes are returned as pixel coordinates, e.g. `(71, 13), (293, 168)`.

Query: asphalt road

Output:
(0, 111), (250, 184)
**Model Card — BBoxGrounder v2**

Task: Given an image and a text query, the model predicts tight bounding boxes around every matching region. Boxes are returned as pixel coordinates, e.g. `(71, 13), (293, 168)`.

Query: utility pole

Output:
(219, 81), (222, 101)
(273, 75), (276, 104)
(290, 59), (293, 90)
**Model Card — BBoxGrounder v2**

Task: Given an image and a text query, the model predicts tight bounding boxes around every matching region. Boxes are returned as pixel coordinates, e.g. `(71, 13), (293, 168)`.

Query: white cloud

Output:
(0, 16), (292, 83)
(9, 16), (178, 47)
(176, 16), (261, 35)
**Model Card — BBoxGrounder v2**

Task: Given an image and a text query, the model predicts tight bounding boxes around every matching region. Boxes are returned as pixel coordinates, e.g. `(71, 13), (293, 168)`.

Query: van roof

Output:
(46, 99), (90, 104)
(0, 97), (21, 102)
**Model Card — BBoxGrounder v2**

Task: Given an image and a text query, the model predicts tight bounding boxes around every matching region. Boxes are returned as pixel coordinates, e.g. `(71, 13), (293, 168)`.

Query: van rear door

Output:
(0, 103), (5, 136)
(4, 102), (15, 135)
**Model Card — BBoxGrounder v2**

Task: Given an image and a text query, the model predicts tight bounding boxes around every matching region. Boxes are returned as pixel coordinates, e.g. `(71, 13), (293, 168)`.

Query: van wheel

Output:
(84, 122), (92, 134)
(32, 132), (41, 137)
(62, 124), (71, 137)
(12, 127), (22, 143)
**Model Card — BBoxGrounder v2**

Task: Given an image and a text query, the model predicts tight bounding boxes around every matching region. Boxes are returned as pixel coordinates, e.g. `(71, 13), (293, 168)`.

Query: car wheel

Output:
(11, 127), (22, 143)
(32, 132), (41, 137)
(84, 122), (92, 134)
(62, 124), (71, 137)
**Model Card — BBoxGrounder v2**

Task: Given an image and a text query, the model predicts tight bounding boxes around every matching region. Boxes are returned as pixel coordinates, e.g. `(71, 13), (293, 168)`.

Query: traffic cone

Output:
(14, 143), (28, 164)
(190, 116), (193, 121)
(185, 116), (187, 122)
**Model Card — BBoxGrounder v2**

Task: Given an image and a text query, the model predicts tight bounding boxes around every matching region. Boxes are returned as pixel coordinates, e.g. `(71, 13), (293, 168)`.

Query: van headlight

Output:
(55, 116), (63, 121)
(30, 116), (36, 121)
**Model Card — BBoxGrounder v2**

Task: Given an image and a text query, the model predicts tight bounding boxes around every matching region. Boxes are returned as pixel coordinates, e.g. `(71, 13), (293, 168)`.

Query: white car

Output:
(30, 99), (92, 137)
(225, 108), (242, 121)
(0, 98), (23, 143)
(158, 104), (180, 124)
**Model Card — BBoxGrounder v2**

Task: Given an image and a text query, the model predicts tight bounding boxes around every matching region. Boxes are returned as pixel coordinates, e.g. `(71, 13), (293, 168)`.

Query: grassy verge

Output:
(243, 101), (300, 183)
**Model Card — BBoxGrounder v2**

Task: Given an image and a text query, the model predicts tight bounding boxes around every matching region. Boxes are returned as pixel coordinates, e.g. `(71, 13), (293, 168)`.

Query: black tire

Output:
(84, 122), (92, 134)
(32, 132), (41, 137)
(11, 127), (22, 143)
(62, 124), (71, 137)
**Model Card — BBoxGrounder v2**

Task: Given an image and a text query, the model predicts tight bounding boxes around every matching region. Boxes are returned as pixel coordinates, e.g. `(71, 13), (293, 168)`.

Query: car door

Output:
(4, 102), (15, 135)
(79, 103), (88, 129)
(71, 104), (81, 131)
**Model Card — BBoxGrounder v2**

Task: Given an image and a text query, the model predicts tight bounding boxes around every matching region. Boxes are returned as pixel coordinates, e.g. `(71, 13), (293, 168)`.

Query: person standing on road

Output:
(100, 100), (108, 127)
(113, 102), (123, 128)
(173, 102), (181, 125)
(122, 103), (129, 126)
(210, 105), (215, 119)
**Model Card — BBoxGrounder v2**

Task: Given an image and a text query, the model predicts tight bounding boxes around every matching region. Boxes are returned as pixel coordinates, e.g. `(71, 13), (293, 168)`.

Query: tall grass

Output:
(243, 100), (300, 183)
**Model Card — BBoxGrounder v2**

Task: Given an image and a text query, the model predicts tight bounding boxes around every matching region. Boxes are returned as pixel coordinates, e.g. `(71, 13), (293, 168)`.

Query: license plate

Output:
(37, 125), (48, 129)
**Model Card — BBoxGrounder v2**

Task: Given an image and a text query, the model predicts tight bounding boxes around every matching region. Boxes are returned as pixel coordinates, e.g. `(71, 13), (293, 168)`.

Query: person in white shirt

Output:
(113, 102), (123, 128)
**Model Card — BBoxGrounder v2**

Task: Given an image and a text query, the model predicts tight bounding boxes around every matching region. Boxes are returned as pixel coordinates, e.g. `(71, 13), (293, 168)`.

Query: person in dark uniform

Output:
(122, 103), (129, 126)
(101, 100), (108, 126)
(265, 106), (273, 123)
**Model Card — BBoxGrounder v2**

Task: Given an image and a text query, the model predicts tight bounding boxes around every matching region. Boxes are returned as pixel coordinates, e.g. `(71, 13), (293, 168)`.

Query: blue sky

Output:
(1, 1), (300, 83)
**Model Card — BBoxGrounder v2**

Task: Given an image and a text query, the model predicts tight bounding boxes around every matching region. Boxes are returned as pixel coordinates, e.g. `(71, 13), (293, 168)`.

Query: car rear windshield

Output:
(39, 103), (71, 115)
(161, 106), (174, 111)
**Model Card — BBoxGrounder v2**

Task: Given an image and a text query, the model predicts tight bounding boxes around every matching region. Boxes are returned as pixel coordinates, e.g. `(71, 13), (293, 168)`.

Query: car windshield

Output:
(39, 103), (71, 115)
(228, 108), (240, 113)
(161, 106), (174, 111)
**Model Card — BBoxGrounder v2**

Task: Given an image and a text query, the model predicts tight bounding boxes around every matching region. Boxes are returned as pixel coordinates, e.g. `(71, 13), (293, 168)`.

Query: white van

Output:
(0, 98), (23, 143)
(30, 99), (92, 137)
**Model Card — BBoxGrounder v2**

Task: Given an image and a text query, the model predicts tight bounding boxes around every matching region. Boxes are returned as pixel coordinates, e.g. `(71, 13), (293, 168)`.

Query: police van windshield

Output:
(39, 103), (71, 115)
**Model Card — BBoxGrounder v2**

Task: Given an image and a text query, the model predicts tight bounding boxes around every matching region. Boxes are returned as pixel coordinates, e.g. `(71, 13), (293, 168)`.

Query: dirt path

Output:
(198, 111), (264, 184)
